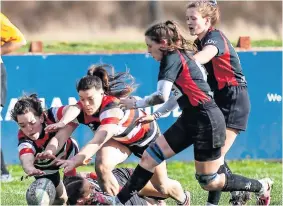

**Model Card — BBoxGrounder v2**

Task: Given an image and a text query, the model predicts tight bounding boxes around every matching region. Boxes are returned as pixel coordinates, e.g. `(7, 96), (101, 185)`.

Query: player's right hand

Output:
(27, 168), (45, 176)
(56, 159), (76, 174)
(45, 121), (66, 133)
(35, 150), (56, 160)
(136, 114), (155, 124)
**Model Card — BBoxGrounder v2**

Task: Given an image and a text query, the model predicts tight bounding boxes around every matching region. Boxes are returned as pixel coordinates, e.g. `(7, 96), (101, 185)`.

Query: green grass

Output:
(1, 160), (282, 205)
(15, 40), (282, 53)
(17, 41), (147, 53)
(250, 40), (282, 47)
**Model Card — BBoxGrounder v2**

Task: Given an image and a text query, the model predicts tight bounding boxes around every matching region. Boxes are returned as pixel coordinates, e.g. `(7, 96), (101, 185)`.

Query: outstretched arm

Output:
(120, 80), (173, 109)
(45, 105), (81, 132)
(20, 153), (45, 176)
(72, 123), (118, 166)
(57, 123), (119, 173)
(137, 94), (179, 124)
(36, 124), (77, 160)
(56, 107), (123, 173)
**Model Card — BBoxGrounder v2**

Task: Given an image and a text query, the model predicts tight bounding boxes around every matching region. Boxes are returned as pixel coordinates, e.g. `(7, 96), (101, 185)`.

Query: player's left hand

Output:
(26, 167), (45, 177)
(45, 121), (66, 133)
(120, 97), (136, 110)
(35, 150), (56, 160)
(55, 159), (76, 174)
(136, 114), (155, 124)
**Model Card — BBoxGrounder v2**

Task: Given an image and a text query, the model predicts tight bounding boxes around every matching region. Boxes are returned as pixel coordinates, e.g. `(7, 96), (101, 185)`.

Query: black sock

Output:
(222, 173), (262, 192)
(1, 149), (9, 175)
(117, 164), (153, 204)
(224, 161), (233, 175)
(207, 163), (227, 205)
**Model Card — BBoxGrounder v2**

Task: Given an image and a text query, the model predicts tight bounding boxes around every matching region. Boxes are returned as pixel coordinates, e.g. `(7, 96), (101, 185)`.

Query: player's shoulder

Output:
(17, 130), (34, 145)
(100, 95), (120, 112)
(160, 50), (182, 71)
(46, 106), (68, 124)
(18, 130), (27, 140)
(203, 28), (221, 39)
(161, 50), (180, 62)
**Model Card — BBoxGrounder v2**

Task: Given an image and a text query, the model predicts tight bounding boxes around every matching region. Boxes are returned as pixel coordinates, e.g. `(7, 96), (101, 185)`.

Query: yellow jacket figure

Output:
(1, 12), (26, 182)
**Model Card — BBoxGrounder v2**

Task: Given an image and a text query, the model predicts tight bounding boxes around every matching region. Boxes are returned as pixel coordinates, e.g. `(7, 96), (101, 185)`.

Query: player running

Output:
(101, 20), (273, 206)
(42, 64), (190, 205)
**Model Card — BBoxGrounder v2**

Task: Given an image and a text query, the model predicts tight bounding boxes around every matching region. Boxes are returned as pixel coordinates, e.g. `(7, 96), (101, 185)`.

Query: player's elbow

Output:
(193, 54), (209, 64)
(149, 93), (166, 105)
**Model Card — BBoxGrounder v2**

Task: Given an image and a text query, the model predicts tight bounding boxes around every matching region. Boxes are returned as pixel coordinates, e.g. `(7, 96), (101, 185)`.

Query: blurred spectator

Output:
(1, 12), (26, 182)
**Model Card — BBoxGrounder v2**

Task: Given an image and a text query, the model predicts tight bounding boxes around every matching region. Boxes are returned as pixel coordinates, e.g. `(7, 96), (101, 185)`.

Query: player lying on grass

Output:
(64, 167), (166, 205)
(41, 64), (190, 205)
(11, 94), (79, 205)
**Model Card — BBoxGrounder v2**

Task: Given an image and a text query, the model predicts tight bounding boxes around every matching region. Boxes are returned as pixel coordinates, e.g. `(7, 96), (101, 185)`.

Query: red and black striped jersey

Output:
(17, 107), (79, 175)
(194, 27), (247, 90)
(75, 95), (159, 147)
(158, 50), (212, 110)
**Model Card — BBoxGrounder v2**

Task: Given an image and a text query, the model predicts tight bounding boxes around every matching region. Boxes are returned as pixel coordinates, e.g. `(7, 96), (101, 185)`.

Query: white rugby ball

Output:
(26, 178), (56, 206)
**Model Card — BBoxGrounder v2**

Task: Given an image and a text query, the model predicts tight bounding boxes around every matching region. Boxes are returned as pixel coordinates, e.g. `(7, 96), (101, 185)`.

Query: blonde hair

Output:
(187, 1), (220, 26)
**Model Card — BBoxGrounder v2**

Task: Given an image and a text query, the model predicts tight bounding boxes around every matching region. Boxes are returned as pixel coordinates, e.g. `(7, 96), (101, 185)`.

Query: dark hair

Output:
(187, 1), (220, 26)
(64, 176), (85, 205)
(11, 94), (43, 122)
(145, 20), (197, 55)
(77, 64), (136, 98)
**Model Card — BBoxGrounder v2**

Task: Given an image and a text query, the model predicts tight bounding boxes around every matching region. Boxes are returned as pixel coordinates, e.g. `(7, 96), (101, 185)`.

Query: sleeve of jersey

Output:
(203, 31), (225, 56)
(99, 108), (124, 125)
(1, 17), (25, 43)
(48, 107), (79, 127)
(158, 53), (182, 82)
(18, 141), (35, 157)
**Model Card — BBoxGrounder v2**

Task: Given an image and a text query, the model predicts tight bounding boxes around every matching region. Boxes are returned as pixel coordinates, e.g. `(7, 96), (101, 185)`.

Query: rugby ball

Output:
(26, 178), (56, 205)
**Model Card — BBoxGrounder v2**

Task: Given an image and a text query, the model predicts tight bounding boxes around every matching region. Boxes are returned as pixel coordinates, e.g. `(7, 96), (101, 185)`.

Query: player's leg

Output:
(112, 167), (167, 205)
(207, 86), (251, 206)
(194, 106), (272, 205)
(195, 151), (273, 205)
(53, 180), (68, 205)
(0, 64), (12, 182)
(149, 160), (190, 205)
(207, 128), (238, 206)
(0, 149), (13, 182)
(95, 139), (131, 195)
(116, 115), (193, 205)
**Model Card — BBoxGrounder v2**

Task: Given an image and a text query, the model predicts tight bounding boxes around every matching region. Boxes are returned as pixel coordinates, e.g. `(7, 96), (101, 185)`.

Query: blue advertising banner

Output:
(1, 51), (282, 163)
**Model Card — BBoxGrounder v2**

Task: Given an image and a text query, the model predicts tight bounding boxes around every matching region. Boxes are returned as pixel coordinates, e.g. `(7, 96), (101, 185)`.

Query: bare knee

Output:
(195, 173), (222, 191)
(140, 144), (165, 170)
(95, 155), (114, 178)
(54, 182), (68, 205)
(95, 160), (120, 195)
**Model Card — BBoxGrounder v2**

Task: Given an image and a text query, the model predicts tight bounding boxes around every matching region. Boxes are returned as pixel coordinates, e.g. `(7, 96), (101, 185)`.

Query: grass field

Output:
(1, 160), (282, 205)
(15, 39), (282, 53)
